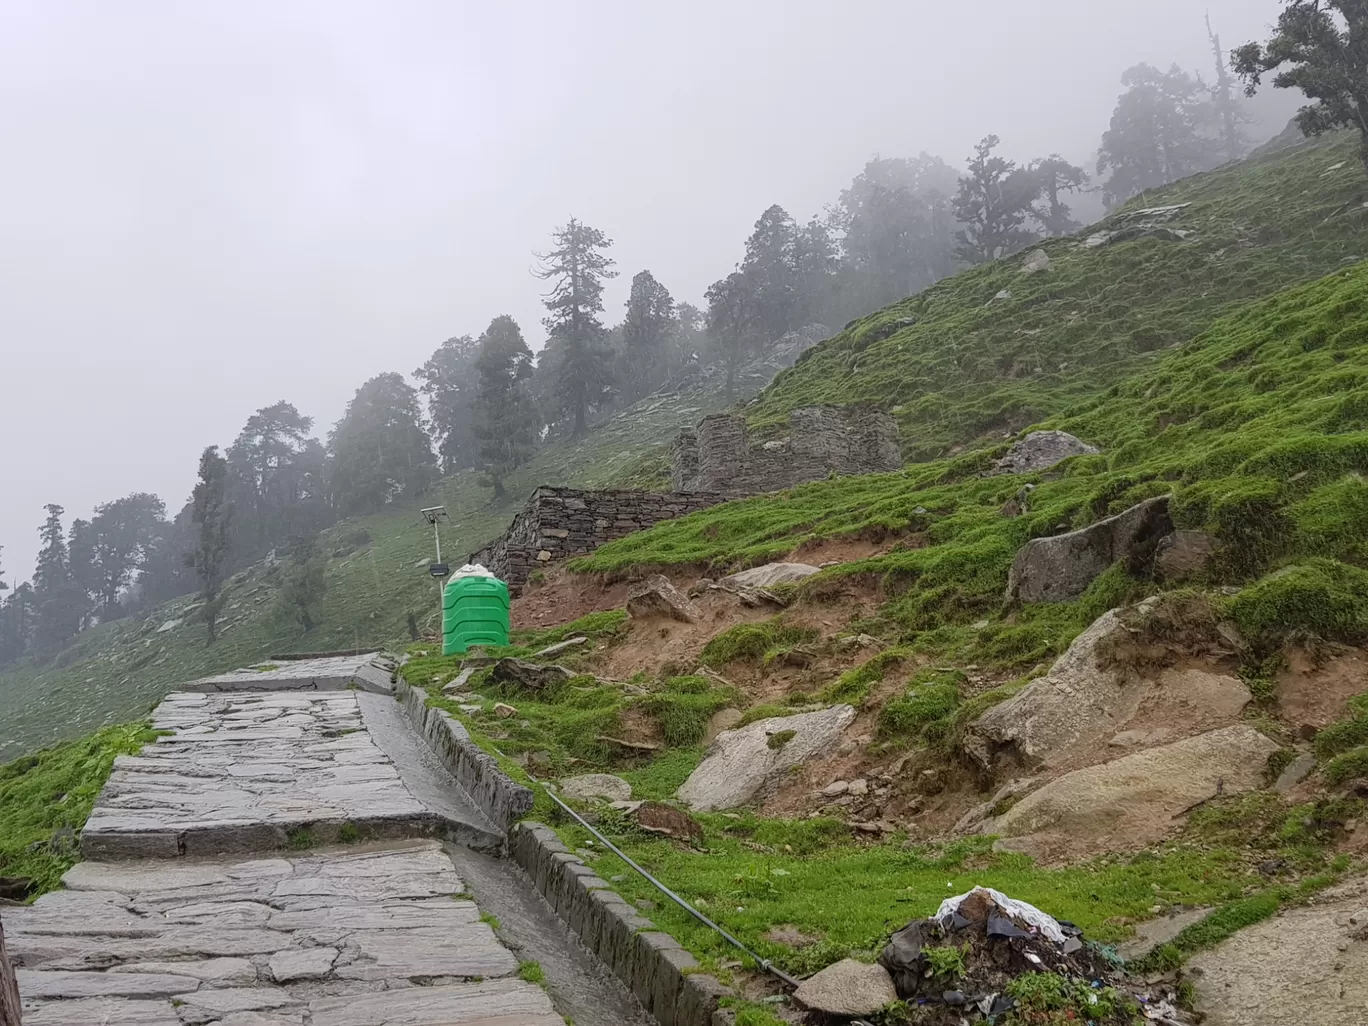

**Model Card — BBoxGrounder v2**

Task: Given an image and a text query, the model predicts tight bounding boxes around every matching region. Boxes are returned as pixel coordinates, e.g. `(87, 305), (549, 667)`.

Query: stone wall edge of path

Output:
(0, 914), (20, 1026)
(394, 677), (535, 834)
(509, 821), (735, 1026)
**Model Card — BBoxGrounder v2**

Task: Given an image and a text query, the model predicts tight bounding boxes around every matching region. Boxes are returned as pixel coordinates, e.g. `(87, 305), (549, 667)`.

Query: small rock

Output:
(1020, 250), (1051, 274)
(1273, 752), (1317, 793)
(626, 574), (703, 623)
(534, 636), (589, 658)
(992, 430), (1099, 476)
(632, 801), (705, 842)
(794, 958), (898, 1015)
(494, 702), (518, 719)
(489, 658), (576, 693)
(721, 562), (822, 589)
(848, 778), (869, 796)
(822, 780), (850, 798)
(560, 774), (632, 803)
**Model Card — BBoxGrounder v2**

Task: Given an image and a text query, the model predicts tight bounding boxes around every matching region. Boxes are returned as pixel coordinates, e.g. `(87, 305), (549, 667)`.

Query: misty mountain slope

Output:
(0, 360), (779, 760)
(2, 131), (1364, 762)
(750, 132), (1368, 460)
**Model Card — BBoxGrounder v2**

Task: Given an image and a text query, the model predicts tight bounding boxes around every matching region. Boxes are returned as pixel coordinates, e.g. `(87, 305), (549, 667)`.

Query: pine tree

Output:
(704, 270), (759, 396)
(90, 493), (166, 620)
(188, 446), (233, 643)
(472, 315), (539, 500)
(537, 219), (618, 438)
(619, 271), (676, 402)
(33, 504), (68, 596)
(68, 518), (98, 630)
(1029, 156), (1090, 237)
(226, 402), (318, 559)
(1096, 64), (1223, 208)
(1207, 15), (1246, 163)
(326, 373), (436, 514)
(414, 334), (481, 473)
(277, 537), (326, 633)
(32, 504), (83, 650)
(1235, 0), (1368, 173)
(953, 136), (1043, 263)
(0, 583), (35, 664)
(740, 205), (801, 341)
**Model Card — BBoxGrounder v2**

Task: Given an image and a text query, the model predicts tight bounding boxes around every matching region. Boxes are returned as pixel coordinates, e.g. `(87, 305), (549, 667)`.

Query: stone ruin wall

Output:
(469, 486), (729, 590)
(671, 405), (902, 493)
(470, 406), (900, 591)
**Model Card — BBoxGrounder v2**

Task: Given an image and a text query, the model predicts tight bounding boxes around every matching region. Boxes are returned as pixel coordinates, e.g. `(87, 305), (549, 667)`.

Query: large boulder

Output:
(1005, 495), (1173, 603)
(625, 575), (702, 623)
(794, 959), (898, 1016)
(721, 563), (822, 589)
(991, 430), (1098, 475)
(962, 601), (1251, 772)
(984, 725), (1279, 859)
(677, 706), (856, 812)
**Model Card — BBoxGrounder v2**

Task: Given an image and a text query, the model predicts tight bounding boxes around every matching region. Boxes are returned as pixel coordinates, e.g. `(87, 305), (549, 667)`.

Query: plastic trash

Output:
(451, 563), (495, 578)
(935, 886), (1067, 944)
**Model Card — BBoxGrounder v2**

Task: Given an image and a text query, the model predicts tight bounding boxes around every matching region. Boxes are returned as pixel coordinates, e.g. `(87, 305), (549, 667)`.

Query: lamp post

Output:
(420, 506), (451, 601)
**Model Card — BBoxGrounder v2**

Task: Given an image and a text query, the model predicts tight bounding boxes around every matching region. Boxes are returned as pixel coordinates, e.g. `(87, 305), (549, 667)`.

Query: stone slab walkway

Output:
(184, 654), (393, 695)
(7, 840), (563, 1025)
(82, 689), (500, 859)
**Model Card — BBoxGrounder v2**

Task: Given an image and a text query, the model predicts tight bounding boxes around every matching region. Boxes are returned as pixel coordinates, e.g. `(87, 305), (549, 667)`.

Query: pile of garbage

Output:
(873, 888), (1191, 1024)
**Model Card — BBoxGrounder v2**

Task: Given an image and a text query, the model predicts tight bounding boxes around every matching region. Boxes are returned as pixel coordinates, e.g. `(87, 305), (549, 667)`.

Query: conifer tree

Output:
(472, 315), (539, 500)
(188, 446), (233, 643)
(537, 219), (617, 438)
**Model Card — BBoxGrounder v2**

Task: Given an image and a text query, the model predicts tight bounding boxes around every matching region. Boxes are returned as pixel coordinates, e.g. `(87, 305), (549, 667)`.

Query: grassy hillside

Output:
(2, 132), (1364, 762)
(580, 258), (1368, 673)
(750, 133), (1368, 461)
(0, 367), (754, 760)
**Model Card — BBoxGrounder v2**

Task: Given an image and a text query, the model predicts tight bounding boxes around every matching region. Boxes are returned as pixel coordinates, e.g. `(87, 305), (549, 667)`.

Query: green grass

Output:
(554, 812), (1328, 979)
(0, 721), (156, 896)
(517, 961), (546, 985)
(698, 620), (818, 668)
(750, 133), (1368, 462)
(578, 258), (1368, 674)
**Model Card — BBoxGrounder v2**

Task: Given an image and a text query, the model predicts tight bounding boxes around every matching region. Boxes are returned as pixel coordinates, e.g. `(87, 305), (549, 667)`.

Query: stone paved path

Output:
(8, 841), (562, 1025)
(7, 657), (595, 1026)
(83, 689), (499, 859)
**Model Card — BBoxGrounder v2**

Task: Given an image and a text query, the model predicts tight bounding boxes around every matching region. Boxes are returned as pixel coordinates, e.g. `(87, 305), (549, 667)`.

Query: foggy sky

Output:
(0, 0), (1290, 582)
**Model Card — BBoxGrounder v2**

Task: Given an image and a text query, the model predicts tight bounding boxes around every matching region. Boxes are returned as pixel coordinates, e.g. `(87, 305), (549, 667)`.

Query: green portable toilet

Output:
(442, 565), (510, 656)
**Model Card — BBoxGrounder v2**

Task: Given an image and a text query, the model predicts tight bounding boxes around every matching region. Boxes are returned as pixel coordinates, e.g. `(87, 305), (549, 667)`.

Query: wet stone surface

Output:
(81, 691), (433, 857)
(7, 841), (562, 1025)
(183, 654), (393, 694)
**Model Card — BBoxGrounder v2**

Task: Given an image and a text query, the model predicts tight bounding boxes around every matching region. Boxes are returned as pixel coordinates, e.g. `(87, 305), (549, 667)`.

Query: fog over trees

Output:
(1, 1), (1337, 661)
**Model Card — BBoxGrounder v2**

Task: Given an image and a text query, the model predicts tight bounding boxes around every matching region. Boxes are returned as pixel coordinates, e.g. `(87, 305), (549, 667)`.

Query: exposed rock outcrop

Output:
(793, 959), (898, 1016)
(677, 706), (856, 811)
(721, 562), (821, 589)
(984, 725), (1279, 859)
(992, 431), (1098, 475)
(625, 575), (702, 623)
(962, 601), (1251, 773)
(1004, 495), (1173, 603)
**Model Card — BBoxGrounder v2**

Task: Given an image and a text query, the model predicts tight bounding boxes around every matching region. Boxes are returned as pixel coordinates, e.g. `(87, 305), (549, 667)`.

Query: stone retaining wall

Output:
(469, 486), (730, 590)
(0, 916), (19, 1026)
(394, 678), (535, 831)
(510, 822), (732, 1026)
(671, 405), (901, 494)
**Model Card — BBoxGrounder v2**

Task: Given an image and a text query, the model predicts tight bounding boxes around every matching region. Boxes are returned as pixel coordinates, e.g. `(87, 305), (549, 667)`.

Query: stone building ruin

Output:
(671, 405), (902, 494)
(471, 405), (902, 591)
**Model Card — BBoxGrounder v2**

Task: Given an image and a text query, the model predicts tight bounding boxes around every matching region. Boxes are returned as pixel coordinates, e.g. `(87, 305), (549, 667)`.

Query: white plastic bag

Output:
(934, 886), (1066, 944)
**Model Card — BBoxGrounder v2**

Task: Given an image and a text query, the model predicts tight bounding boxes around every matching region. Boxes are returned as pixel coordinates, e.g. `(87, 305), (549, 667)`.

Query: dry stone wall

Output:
(672, 405), (901, 493)
(469, 486), (729, 589)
